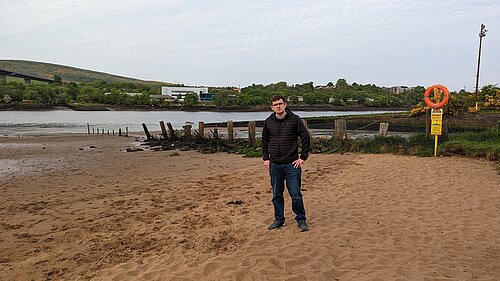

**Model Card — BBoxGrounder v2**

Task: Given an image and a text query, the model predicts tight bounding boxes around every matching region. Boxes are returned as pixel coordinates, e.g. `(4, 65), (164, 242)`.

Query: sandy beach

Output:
(0, 135), (499, 281)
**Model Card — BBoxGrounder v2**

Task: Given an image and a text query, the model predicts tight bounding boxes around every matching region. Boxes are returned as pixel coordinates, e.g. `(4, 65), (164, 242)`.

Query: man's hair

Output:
(271, 95), (286, 104)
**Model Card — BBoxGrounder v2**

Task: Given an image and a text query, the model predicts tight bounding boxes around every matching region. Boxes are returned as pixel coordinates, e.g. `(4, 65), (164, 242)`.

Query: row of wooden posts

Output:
(86, 116), (444, 140)
(141, 119), (391, 142)
(86, 123), (129, 137)
(333, 119), (390, 139)
(142, 121), (258, 143)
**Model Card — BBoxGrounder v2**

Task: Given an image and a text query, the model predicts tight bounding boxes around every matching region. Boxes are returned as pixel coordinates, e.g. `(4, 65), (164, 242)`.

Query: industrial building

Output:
(161, 86), (213, 101)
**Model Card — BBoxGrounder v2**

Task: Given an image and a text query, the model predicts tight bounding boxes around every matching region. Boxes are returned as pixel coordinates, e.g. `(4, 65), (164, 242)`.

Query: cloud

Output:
(0, 0), (498, 90)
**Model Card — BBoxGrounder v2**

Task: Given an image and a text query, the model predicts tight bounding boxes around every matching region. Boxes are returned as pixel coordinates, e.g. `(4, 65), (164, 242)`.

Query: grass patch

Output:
(310, 128), (499, 160)
(242, 147), (262, 158)
(441, 126), (500, 160)
(311, 133), (435, 156)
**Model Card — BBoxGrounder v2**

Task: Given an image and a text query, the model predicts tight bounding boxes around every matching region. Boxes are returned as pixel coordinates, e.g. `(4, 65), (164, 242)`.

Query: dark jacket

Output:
(262, 108), (310, 164)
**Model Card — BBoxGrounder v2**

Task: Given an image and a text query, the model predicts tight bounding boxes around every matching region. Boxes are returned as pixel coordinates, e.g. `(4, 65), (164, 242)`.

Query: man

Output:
(262, 95), (310, 232)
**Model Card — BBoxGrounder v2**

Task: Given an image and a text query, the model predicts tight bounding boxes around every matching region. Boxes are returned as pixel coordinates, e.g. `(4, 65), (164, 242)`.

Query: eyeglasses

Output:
(272, 102), (285, 107)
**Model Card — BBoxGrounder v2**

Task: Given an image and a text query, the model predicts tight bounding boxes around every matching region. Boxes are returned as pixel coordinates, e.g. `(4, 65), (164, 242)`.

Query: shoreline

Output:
(0, 104), (411, 112)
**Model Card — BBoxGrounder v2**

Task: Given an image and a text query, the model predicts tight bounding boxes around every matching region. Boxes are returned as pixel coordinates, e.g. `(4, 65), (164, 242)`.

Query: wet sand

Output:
(0, 135), (499, 280)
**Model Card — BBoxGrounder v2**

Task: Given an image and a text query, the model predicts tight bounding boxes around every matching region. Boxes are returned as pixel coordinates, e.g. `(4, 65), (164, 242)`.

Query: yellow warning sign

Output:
(431, 111), (443, 135)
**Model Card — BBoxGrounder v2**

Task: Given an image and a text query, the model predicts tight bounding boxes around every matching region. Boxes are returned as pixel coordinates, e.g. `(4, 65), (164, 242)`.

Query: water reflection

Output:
(0, 110), (399, 136)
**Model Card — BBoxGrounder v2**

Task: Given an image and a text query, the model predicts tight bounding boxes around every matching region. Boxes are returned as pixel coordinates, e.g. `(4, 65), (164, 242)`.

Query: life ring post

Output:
(424, 84), (450, 109)
(424, 85), (449, 157)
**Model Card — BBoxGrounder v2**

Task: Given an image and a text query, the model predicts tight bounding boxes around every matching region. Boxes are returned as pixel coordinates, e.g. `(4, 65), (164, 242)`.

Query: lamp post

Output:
(474, 24), (488, 110)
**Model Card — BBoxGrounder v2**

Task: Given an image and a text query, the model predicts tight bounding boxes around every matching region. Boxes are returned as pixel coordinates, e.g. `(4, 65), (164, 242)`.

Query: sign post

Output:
(430, 109), (443, 156)
(424, 84), (450, 157)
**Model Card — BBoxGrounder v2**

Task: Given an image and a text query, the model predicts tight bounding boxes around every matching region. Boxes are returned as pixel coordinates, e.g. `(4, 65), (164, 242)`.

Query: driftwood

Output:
(142, 123), (152, 140)
(167, 122), (176, 140)
(144, 132), (260, 155)
(160, 121), (168, 140)
(212, 127), (219, 139)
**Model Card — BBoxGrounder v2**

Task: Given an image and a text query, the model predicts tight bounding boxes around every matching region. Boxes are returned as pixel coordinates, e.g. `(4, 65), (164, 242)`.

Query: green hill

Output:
(0, 59), (170, 86)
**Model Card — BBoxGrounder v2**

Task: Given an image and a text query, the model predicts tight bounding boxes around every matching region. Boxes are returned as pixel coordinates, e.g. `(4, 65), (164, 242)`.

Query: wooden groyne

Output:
(140, 118), (395, 144)
(86, 123), (129, 137)
(135, 118), (400, 157)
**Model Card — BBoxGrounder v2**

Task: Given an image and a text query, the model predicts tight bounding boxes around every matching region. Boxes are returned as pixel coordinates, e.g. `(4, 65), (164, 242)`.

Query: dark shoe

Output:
(297, 220), (309, 232)
(268, 220), (285, 230)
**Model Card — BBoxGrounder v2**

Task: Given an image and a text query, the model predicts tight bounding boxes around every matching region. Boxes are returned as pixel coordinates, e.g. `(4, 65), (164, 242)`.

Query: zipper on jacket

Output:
(278, 121), (281, 163)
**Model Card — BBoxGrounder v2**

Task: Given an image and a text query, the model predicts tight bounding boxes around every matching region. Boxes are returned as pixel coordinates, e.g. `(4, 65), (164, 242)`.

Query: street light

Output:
(475, 24), (488, 110)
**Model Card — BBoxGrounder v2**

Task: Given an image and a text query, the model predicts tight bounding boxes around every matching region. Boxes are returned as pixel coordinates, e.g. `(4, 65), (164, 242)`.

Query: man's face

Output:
(271, 99), (287, 114)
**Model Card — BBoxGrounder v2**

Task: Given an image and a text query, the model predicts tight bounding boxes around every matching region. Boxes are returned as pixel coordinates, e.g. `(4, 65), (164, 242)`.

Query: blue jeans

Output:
(270, 162), (306, 222)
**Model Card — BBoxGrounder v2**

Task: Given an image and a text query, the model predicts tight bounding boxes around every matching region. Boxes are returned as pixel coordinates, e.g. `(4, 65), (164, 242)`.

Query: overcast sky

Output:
(1, 0), (498, 91)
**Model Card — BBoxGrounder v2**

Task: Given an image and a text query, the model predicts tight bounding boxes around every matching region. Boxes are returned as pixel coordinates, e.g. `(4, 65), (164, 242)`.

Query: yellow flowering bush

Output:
(410, 101), (428, 116)
(468, 106), (480, 113)
(483, 91), (500, 108)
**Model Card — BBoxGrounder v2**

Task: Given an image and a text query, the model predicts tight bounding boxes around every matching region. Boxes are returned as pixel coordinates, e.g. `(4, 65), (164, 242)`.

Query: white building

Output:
(161, 86), (209, 101)
(383, 86), (416, 95)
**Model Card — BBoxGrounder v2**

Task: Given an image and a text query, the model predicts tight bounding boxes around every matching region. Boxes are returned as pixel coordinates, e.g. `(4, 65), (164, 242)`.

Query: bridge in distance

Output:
(0, 69), (54, 84)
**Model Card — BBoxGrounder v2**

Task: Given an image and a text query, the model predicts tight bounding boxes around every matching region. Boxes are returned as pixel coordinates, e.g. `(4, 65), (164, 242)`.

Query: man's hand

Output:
(292, 158), (305, 169)
(264, 160), (270, 172)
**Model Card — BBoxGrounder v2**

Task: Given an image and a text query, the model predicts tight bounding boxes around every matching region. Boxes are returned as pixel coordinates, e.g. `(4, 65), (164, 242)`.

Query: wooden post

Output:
(160, 121), (168, 140)
(107, 130), (109, 135)
(119, 128), (122, 136)
(334, 119), (347, 140)
(213, 127), (219, 139)
(248, 121), (256, 144)
(113, 130), (115, 136)
(379, 122), (389, 137)
(184, 122), (192, 137)
(302, 119), (311, 139)
(126, 126), (128, 137)
(227, 120), (233, 142)
(142, 123), (152, 139)
(87, 123), (90, 135)
(167, 122), (176, 139)
(198, 121), (205, 138)
(426, 108), (431, 137)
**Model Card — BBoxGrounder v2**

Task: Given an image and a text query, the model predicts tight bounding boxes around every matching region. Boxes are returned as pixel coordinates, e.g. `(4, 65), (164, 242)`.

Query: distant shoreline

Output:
(0, 104), (410, 112)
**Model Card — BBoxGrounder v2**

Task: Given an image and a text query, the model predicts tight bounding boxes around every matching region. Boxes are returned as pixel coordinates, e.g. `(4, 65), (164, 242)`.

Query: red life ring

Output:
(424, 84), (450, 109)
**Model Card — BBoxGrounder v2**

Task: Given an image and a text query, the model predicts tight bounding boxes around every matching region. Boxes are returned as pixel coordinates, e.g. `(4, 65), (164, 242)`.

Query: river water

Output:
(0, 109), (396, 136)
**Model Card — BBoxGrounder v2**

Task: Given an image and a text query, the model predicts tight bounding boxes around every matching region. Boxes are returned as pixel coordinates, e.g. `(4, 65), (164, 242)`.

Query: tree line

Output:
(210, 79), (424, 107)
(1, 77), (498, 110)
(0, 80), (160, 107)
